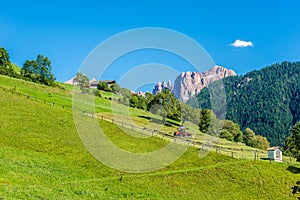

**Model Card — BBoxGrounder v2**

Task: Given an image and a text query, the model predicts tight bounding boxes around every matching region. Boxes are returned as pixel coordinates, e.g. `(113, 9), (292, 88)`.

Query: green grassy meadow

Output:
(0, 75), (299, 199)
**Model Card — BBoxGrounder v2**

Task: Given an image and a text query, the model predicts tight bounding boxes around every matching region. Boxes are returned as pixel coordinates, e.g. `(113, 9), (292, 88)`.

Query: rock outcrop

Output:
(152, 80), (173, 95)
(172, 66), (236, 102)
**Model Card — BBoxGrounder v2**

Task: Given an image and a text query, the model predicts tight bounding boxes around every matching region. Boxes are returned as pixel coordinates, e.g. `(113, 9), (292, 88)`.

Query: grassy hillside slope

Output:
(0, 75), (299, 199)
(0, 75), (268, 154)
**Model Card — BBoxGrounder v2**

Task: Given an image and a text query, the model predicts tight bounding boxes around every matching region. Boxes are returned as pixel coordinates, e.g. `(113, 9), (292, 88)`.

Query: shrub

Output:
(220, 130), (234, 141)
(94, 90), (102, 98)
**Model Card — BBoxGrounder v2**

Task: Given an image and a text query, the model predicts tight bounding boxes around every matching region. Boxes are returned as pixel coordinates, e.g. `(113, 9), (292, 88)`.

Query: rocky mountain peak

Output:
(173, 66), (236, 102)
(152, 80), (173, 95)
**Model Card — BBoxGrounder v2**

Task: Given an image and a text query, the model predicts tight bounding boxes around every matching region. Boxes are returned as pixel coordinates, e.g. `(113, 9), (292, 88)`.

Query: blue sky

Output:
(1, 0), (300, 90)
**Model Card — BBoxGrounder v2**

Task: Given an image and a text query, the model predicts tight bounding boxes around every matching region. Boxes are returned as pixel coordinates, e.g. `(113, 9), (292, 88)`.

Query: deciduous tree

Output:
(222, 120), (243, 142)
(0, 47), (16, 77)
(97, 82), (112, 92)
(220, 130), (234, 141)
(243, 128), (256, 146)
(74, 72), (90, 93)
(252, 135), (270, 150)
(147, 88), (180, 123)
(21, 55), (56, 86)
(286, 122), (300, 161)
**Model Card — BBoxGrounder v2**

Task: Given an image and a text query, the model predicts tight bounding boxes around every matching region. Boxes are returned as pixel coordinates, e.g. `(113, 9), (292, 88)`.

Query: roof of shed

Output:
(267, 146), (281, 151)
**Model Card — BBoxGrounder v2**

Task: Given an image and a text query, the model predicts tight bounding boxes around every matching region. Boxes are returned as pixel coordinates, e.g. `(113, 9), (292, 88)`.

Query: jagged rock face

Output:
(152, 80), (173, 95)
(173, 66), (236, 102)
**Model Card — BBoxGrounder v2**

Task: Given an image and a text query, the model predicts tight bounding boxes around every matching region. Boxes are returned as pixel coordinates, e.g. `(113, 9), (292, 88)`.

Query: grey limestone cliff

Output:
(172, 66), (236, 102)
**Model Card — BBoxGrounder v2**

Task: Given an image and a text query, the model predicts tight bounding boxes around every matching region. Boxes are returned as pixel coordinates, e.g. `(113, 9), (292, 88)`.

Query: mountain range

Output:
(152, 66), (236, 101)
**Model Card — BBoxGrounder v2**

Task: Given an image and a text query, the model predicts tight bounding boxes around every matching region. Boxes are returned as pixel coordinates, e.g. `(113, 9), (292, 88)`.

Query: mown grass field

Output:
(0, 75), (300, 199)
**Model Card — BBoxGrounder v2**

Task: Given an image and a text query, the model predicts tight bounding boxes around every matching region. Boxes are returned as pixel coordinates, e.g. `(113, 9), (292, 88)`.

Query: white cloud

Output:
(230, 39), (253, 48)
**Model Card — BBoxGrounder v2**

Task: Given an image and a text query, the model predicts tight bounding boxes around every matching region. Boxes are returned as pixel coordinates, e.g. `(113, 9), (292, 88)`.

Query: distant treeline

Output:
(192, 61), (300, 146)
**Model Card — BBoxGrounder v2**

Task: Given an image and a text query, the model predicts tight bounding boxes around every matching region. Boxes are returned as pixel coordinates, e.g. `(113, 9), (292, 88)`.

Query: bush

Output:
(252, 135), (270, 150)
(111, 83), (121, 94)
(220, 130), (234, 141)
(94, 90), (102, 98)
(97, 82), (112, 92)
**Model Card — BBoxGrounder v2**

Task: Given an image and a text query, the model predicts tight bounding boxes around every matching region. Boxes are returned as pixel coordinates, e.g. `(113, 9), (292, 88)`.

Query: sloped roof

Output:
(267, 146), (281, 151)
(64, 77), (77, 85)
(90, 80), (99, 85)
(99, 80), (116, 84)
(89, 80), (116, 86)
(89, 77), (97, 84)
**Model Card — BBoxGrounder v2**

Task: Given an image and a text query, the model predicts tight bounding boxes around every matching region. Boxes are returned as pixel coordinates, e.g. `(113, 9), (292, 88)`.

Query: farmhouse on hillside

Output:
(89, 79), (116, 89)
(64, 77), (116, 89)
(267, 146), (282, 162)
(64, 77), (78, 85)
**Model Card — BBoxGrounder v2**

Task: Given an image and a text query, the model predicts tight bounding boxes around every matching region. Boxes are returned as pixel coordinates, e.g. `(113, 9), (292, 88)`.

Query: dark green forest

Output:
(191, 61), (300, 146)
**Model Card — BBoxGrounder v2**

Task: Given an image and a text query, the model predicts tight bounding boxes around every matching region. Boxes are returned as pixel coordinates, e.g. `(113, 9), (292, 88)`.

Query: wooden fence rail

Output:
(1, 85), (289, 162)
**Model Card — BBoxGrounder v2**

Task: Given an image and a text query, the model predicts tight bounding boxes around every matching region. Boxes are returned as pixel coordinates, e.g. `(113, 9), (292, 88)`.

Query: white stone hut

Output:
(267, 146), (282, 162)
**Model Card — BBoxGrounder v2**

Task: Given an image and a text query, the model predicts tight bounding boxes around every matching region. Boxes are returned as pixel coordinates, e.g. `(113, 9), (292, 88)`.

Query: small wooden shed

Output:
(267, 146), (282, 162)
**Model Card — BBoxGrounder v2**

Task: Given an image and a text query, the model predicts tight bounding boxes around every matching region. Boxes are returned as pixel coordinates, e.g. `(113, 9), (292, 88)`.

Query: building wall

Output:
(268, 149), (282, 161)
(274, 149), (282, 161)
(268, 151), (274, 160)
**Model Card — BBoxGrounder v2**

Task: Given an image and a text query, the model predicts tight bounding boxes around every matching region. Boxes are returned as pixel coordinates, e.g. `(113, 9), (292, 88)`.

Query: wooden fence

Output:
(0, 85), (293, 163)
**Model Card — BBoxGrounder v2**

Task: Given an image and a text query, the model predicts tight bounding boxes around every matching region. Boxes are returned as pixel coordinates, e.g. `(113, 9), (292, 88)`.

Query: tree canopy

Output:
(180, 102), (200, 125)
(0, 47), (18, 77)
(21, 55), (56, 86)
(97, 82), (112, 92)
(147, 88), (180, 123)
(285, 122), (300, 161)
(199, 109), (218, 135)
(192, 61), (300, 146)
(222, 120), (243, 142)
(243, 128), (256, 146)
(74, 72), (90, 93)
